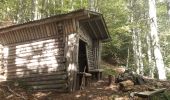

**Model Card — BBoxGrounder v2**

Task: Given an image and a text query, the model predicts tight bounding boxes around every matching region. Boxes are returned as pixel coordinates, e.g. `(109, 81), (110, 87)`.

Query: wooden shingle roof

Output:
(0, 9), (110, 45)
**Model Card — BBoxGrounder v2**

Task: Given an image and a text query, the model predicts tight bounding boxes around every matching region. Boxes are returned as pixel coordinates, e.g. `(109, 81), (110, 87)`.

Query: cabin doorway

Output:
(78, 39), (88, 73)
(76, 39), (89, 89)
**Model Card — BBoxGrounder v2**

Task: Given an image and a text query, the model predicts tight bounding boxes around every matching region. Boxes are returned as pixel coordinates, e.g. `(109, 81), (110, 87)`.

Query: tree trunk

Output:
(137, 29), (144, 75)
(129, 0), (144, 75)
(88, 0), (95, 11)
(32, 0), (39, 20)
(132, 29), (140, 74)
(167, 0), (170, 20)
(148, 0), (167, 80)
(147, 34), (155, 78)
(70, 0), (74, 10)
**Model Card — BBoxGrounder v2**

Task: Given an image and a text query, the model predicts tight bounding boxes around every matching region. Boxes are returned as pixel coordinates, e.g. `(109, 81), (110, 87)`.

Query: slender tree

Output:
(148, 0), (167, 80)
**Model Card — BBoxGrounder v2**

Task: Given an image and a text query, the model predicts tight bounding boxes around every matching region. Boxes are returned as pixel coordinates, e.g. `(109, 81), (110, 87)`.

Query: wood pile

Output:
(115, 70), (145, 91)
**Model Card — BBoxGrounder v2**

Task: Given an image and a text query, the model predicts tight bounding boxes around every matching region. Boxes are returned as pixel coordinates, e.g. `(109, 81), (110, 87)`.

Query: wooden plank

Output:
(46, 25), (51, 37)
(5, 64), (65, 73)
(51, 23), (57, 35)
(8, 39), (63, 49)
(19, 29), (26, 42)
(48, 23), (54, 36)
(72, 18), (77, 33)
(54, 22), (59, 35)
(6, 52), (64, 62)
(69, 19), (74, 33)
(39, 25), (45, 38)
(42, 24), (47, 37)
(8, 47), (64, 56)
(66, 20), (71, 34)
(23, 28), (31, 40)
(13, 30), (20, 42)
(36, 25), (42, 38)
(8, 74), (67, 81)
(57, 22), (64, 35)
(0, 34), (5, 44)
(6, 62), (65, 70)
(7, 71), (66, 79)
(28, 27), (35, 40)
(10, 31), (17, 43)
(8, 42), (64, 53)
(4, 33), (10, 44)
(29, 27), (36, 39)
(8, 33), (14, 44)
(6, 50), (64, 60)
(34, 26), (40, 39)
(95, 21), (104, 39)
(6, 70), (67, 79)
(26, 80), (66, 86)
(134, 88), (166, 98)
(6, 57), (65, 67)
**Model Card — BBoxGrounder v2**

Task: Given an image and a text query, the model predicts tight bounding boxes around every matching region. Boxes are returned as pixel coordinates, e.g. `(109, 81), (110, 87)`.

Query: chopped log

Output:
(119, 80), (134, 91)
(115, 69), (145, 85)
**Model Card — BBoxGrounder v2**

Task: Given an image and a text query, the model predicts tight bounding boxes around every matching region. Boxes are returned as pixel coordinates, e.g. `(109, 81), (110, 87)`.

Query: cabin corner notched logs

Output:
(0, 9), (110, 92)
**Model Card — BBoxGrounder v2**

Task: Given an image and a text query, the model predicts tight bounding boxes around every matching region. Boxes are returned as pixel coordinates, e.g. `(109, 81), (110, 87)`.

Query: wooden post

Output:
(0, 44), (3, 74)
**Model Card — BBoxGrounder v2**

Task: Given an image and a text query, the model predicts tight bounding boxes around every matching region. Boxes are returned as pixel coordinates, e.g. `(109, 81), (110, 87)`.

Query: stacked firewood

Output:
(115, 70), (145, 91)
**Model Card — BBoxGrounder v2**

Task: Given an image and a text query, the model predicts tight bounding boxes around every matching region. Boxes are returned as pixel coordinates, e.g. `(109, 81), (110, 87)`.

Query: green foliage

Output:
(103, 68), (117, 76)
(99, 0), (131, 64)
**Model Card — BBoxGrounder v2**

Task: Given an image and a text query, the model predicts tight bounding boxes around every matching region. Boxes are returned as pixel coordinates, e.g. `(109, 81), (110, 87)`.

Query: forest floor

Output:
(0, 76), (170, 100)
(0, 62), (170, 100)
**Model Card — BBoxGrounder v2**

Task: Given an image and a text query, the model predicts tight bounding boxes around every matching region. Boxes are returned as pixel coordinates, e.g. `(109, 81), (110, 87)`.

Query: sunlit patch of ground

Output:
(31, 79), (130, 100)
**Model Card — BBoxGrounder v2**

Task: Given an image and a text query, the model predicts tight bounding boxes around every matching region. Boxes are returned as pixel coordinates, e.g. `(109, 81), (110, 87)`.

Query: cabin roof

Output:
(0, 9), (110, 44)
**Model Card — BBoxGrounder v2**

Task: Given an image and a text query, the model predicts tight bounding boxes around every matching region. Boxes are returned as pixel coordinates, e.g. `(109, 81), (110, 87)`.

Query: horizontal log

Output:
(5, 57), (66, 67)
(5, 66), (66, 75)
(8, 42), (64, 53)
(7, 71), (66, 79)
(7, 45), (64, 57)
(30, 83), (67, 90)
(6, 69), (66, 77)
(5, 63), (65, 71)
(7, 73), (67, 81)
(6, 55), (65, 64)
(26, 80), (66, 86)
(5, 50), (64, 60)
(5, 35), (64, 47)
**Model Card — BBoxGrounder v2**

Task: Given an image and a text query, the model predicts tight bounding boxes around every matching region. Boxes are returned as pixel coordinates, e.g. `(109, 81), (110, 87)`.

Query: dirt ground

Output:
(0, 77), (170, 100)
(0, 78), (128, 100)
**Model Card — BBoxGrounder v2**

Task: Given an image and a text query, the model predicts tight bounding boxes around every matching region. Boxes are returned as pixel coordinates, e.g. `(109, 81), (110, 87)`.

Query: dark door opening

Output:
(78, 40), (88, 73)
(76, 39), (88, 89)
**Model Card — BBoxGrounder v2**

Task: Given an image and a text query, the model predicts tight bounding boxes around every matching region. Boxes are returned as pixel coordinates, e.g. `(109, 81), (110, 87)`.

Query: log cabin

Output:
(0, 9), (110, 92)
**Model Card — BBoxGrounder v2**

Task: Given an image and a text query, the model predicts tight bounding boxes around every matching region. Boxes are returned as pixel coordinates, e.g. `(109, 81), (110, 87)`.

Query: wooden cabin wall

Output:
(63, 19), (78, 92)
(79, 26), (102, 70)
(93, 40), (100, 69)
(79, 26), (95, 71)
(1, 22), (69, 91)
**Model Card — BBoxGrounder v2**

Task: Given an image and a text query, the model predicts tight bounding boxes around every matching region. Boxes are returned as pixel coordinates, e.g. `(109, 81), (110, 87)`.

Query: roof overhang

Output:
(0, 9), (111, 44)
